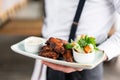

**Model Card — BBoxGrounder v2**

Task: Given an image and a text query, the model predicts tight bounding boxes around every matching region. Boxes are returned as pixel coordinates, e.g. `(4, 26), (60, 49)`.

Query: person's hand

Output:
(103, 53), (108, 61)
(42, 61), (83, 73)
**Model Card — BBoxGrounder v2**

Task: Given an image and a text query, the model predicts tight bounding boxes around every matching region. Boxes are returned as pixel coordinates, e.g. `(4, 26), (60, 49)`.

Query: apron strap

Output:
(68, 0), (86, 42)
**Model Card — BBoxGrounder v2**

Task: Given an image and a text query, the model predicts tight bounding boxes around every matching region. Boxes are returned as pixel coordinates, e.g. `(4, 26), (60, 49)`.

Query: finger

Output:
(42, 61), (78, 73)
(75, 68), (83, 71)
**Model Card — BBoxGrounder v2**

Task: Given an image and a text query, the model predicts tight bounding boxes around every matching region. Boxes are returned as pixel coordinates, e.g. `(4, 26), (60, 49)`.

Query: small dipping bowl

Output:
(24, 36), (45, 53)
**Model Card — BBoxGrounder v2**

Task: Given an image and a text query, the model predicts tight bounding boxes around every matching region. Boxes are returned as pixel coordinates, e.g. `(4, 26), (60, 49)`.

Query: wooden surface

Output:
(0, 19), (43, 36)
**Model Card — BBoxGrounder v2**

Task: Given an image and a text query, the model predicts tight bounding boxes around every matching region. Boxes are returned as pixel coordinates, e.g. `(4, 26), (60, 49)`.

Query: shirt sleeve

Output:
(98, 0), (120, 61)
(111, 0), (120, 13)
(98, 30), (120, 60)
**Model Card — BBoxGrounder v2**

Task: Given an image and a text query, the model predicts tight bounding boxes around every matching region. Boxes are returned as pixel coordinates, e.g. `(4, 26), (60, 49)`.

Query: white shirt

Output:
(42, 0), (120, 60)
(31, 0), (120, 79)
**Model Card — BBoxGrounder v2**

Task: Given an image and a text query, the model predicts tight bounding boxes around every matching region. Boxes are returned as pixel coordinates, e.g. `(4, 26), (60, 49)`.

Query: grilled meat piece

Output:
(46, 37), (65, 54)
(41, 45), (53, 51)
(57, 38), (68, 45)
(63, 50), (73, 62)
(39, 51), (59, 59)
(39, 37), (73, 62)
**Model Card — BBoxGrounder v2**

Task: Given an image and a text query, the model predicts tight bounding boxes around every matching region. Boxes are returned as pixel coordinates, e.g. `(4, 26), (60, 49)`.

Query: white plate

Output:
(11, 36), (105, 69)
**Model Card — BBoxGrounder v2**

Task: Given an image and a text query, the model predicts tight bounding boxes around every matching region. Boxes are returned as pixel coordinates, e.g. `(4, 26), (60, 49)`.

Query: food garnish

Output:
(65, 34), (98, 54)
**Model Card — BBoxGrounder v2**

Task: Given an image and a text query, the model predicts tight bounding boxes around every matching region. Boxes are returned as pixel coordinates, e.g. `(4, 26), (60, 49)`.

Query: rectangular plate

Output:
(11, 36), (105, 69)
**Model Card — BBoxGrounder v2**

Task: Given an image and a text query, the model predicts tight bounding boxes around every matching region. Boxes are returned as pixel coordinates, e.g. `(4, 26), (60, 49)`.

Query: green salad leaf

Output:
(65, 43), (73, 49)
(77, 35), (97, 50)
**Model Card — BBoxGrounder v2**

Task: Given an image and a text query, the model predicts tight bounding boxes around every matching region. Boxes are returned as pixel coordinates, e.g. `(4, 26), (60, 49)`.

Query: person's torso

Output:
(42, 0), (115, 44)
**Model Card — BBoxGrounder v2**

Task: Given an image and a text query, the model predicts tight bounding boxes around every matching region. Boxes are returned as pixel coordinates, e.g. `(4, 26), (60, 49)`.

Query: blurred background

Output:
(0, 0), (120, 80)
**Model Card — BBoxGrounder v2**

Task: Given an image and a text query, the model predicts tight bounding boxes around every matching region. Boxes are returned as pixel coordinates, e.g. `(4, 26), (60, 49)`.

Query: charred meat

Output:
(39, 37), (73, 62)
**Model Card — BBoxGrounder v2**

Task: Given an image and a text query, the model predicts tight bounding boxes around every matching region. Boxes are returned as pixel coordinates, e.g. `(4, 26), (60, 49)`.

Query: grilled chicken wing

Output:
(63, 50), (73, 62)
(39, 51), (58, 59)
(39, 37), (73, 62)
(46, 37), (65, 54)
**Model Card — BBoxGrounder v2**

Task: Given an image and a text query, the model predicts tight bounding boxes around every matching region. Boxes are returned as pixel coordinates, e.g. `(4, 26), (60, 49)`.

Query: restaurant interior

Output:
(0, 0), (120, 80)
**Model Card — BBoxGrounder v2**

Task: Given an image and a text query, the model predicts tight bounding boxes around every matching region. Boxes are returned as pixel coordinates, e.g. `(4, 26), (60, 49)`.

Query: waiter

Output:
(31, 0), (120, 80)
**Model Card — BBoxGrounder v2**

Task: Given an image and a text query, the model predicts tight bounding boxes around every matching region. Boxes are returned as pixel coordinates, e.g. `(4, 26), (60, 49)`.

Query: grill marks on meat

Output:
(40, 51), (58, 59)
(46, 37), (65, 54)
(40, 45), (58, 59)
(39, 37), (73, 62)
(42, 46), (53, 51)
